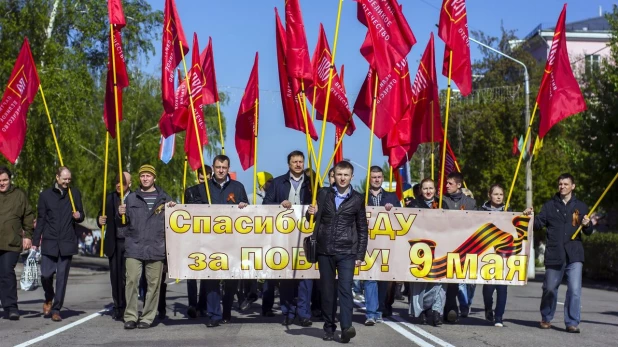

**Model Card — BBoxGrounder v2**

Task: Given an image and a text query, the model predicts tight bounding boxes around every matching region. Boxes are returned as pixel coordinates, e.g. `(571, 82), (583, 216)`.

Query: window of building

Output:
(585, 54), (600, 75)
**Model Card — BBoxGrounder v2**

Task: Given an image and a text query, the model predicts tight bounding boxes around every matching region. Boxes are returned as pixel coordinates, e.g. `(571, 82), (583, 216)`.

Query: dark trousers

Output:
(443, 283), (459, 317)
(41, 254), (72, 314)
(483, 284), (508, 319)
(108, 239), (126, 312)
(0, 251), (20, 312)
(318, 254), (355, 332)
(158, 270), (167, 315)
(187, 279), (208, 310)
(280, 279), (313, 319)
(262, 280), (275, 314)
(204, 280), (222, 321)
(378, 281), (390, 313)
(222, 280), (240, 320)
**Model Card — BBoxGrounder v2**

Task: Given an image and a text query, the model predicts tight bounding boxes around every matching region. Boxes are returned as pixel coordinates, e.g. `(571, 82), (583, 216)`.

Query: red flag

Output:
(285, 0), (313, 86)
(310, 24), (356, 136)
(162, 0), (189, 113)
(184, 33), (208, 170)
(339, 64), (347, 94)
(438, 142), (459, 192)
(159, 70), (189, 138)
(0, 39), (40, 164)
(357, 0), (416, 80)
(438, 0), (472, 96)
(103, 15), (130, 139)
(353, 58), (412, 139)
(275, 8), (318, 140)
(511, 137), (518, 156)
(235, 53), (259, 171)
(107, 0), (126, 28)
(537, 4), (586, 139)
(201, 37), (219, 105)
(334, 64), (345, 165)
(393, 167), (403, 200)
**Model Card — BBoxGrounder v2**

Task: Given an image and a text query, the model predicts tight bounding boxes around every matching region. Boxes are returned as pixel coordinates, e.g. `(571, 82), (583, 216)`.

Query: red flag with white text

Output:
(162, 0), (189, 113)
(235, 53), (259, 171)
(184, 33), (209, 170)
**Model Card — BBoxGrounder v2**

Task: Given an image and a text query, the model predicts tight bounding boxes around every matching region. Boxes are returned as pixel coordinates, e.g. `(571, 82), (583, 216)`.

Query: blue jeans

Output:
(280, 279), (313, 319)
(457, 284), (476, 311)
(353, 280), (363, 295)
(204, 279), (222, 321)
(482, 284), (508, 319)
(541, 262), (582, 327)
(364, 281), (388, 319)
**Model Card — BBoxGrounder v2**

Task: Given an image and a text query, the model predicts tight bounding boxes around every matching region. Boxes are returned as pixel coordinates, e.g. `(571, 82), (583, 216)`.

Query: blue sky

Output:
(143, 0), (613, 190)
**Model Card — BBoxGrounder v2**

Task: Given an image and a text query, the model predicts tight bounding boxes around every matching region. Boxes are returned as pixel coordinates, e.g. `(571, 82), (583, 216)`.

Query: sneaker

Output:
(376, 316), (384, 323)
(446, 310), (459, 324)
(485, 308), (494, 323)
(323, 331), (334, 341)
(240, 299), (252, 311)
(364, 318), (376, 326)
(566, 326), (580, 333)
(495, 321), (504, 327)
(354, 294), (365, 302)
(540, 321), (551, 329)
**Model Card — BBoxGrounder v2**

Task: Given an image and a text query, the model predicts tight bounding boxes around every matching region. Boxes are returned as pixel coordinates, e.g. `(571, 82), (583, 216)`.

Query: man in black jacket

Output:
(201, 155), (248, 327)
(32, 166), (85, 322)
(118, 164), (175, 329)
(263, 150), (313, 326)
(364, 166), (400, 326)
(97, 171), (131, 321)
(524, 173), (593, 333)
(307, 160), (368, 343)
(184, 165), (212, 319)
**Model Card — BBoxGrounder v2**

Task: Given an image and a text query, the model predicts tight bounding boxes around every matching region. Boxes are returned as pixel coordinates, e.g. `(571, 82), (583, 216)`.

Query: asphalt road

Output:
(2, 257), (617, 347)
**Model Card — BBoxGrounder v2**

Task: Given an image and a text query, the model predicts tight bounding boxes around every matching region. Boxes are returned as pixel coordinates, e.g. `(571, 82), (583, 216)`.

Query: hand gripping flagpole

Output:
(100, 132), (109, 257)
(364, 74), (380, 205)
(253, 98), (260, 205)
(310, 0), (344, 226)
(571, 172), (618, 240)
(109, 24), (126, 223)
(179, 40), (212, 204)
(438, 52), (453, 209)
(38, 85), (76, 213)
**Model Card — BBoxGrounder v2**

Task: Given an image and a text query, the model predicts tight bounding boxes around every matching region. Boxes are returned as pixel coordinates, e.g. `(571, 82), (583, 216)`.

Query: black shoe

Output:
(299, 318), (312, 327)
(341, 326), (356, 343)
(323, 331), (334, 341)
(111, 309), (119, 320)
(8, 311), (20, 321)
(420, 310), (429, 325)
(382, 309), (393, 318)
(262, 310), (275, 317)
(207, 319), (221, 328)
(432, 310), (443, 326)
(460, 306), (469, 318)
(137, 322), (150, 329)
(446, 310), (459, 324)
(187, 306), (197, 319)
(282, 317), (293, 326)
(221, 318), (231, 324)
(485, 308), (494, 323)
(124, 321), (137, 329)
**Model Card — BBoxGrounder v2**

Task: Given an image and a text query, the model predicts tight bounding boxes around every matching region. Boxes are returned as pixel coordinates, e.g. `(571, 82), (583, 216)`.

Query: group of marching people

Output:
(0, 150), (595, 340)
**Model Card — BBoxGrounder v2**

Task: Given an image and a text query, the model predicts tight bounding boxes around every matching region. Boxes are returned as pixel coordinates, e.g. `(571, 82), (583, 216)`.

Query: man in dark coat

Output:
(307, 160), (368, 343)
(0, 166), (34, 320)
(263, 150), (313, 326)
(97, 171), (131, 321)
(524, 173), (593, 333)
(118, 164), (174, 329)
(32, 166), (85, 322)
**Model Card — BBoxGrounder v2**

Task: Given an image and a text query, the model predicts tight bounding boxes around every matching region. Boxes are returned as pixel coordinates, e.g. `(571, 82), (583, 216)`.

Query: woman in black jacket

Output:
(480, 184), (509, 327)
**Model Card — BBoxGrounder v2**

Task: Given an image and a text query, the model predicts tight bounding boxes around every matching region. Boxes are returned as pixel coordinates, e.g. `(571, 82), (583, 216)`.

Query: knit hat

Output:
(138, 164), (157, 177)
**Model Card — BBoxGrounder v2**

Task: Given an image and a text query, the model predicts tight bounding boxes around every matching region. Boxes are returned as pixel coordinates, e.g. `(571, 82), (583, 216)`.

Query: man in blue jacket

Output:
(524, 173), (593, 333)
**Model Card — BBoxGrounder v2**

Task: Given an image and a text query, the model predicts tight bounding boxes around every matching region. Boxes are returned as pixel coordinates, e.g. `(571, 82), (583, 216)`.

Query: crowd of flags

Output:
(0, 0), (592, 205)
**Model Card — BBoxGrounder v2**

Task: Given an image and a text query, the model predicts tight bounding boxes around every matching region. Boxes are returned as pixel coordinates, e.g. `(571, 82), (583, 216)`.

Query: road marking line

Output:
(557, 302), (564, 305)
(388, 315), (456, 347)
(383, 320), (436, 347)
(15, 307), (110, 347)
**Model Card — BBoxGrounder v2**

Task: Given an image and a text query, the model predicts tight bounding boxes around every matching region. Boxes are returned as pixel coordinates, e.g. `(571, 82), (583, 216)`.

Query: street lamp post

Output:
(469, 37), (535, 278)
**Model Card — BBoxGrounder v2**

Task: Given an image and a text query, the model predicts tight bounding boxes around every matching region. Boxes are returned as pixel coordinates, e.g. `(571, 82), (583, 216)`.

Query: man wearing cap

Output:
(118, 164), (175, 329)
(97, 171), (132, 321)
(263, 150), (313, 327)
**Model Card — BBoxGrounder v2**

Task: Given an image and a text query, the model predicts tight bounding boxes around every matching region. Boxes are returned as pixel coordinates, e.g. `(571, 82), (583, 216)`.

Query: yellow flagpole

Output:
(182, 156), (188, 204)
(504, 102), (539, 210)
(216, 101), (225, 155)
(453, 160), (467, 189)
(319, 121), (349, 182)
(299, 80), (315, 191)
(179, 40), (211, 204)
(431, 101), (435, 181)
(364, 74), (380, 205)
(438, 53), (453, 209)
(571, 172), (618, 240)
(310, 85), (318, 121)
(253, 98), (259, 205)
(389, 166), (393, 191)
(109, 24), (126, 223)
(100, 133), (109, 257)
(38, 85), (76, 213)
(310, 0), (344, 218)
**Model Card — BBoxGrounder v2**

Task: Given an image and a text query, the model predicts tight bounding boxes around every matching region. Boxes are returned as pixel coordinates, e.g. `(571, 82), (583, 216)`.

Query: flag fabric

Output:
(162, 0), (189, 113)
(438, 142), (458, 193)
(517, 135), (524, 156)
(275, 9), (318, 140)
(512, 136), (519, 156)
(103, 3), (130, 139)
(357, 0), (416, 80)
(532, 135), (543, 159)
(353, 58), (412, 139)
(285, 0), (313, 87)
(0, 38), (40, 164)
(159, 69), (188, 138)
(107, 0), (126, 28)
(334, 125), (344, 165)
(235, 53), (259, 171)
(310, 23), (356, 136)
(159, 134), (175, 164)
(536, 4), (587, 139)
(438, 0), (472, 96)
(201, 37), (219, 105)
(184, 33), (209, 170)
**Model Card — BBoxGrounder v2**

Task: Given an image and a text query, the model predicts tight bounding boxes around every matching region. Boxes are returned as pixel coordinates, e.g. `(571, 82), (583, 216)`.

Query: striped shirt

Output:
(141, 190), (158, 211)
(369, 189), (383, 207)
